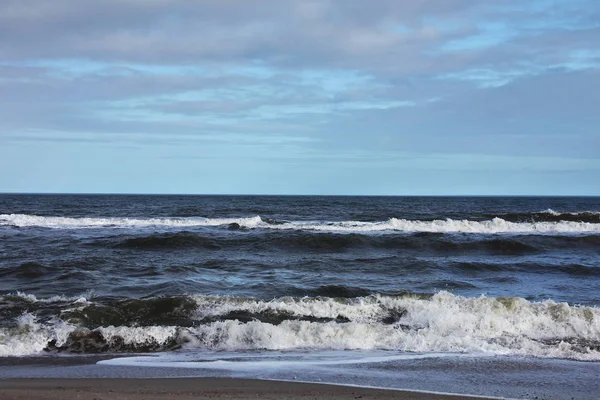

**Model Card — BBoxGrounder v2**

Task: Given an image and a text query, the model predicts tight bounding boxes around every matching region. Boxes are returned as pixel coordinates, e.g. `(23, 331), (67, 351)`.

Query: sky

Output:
(0, 0), (599, 195)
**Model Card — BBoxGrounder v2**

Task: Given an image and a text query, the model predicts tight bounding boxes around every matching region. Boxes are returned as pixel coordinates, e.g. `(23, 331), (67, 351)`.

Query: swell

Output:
(297, 284), (374, 298)
(1, 291), (599, 360)
(449, 262), (600, 276)
(115, 232), (222, 250)
(106, 231), (553, 255)
(0, 262), (52, 279)
(498, 209), (600, 224)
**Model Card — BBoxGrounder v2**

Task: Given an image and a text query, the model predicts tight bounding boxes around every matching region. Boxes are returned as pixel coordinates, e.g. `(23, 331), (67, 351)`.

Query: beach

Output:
(0, 378), (501, 400)
(1, 353), (599, 399)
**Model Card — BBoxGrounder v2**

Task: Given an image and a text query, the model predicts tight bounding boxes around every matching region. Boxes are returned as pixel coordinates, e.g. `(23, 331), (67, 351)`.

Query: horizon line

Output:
(1, 192), (599, 198)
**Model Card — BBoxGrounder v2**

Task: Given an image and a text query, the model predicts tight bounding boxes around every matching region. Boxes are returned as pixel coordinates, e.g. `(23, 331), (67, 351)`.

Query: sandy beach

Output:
(0, 378), (498, 400)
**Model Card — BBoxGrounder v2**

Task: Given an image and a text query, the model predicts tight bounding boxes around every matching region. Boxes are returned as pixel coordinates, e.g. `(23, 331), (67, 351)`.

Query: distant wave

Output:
(0, 214), (263, 229)
(2, 213), (600, 234)
(499, 209), (600, 224)
(1, 291), (598, 360)
(280, 217), (600, 234)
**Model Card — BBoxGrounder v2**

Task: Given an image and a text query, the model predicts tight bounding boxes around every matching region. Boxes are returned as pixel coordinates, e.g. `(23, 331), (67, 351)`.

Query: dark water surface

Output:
(1, 195), (599, 362)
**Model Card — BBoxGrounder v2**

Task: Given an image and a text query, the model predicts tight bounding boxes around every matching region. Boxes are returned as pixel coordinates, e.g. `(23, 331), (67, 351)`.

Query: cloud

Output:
(322, 67), (600, 159)
(0, 0), (598, 193)
(0, 1), (517, 73)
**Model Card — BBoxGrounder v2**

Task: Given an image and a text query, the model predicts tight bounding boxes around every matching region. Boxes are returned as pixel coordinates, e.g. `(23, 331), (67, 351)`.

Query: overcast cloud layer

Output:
(1, 0), (599, 194)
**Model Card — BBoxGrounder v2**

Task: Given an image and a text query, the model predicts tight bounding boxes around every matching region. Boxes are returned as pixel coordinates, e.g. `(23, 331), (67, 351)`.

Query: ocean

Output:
(1, 194), (599, 398)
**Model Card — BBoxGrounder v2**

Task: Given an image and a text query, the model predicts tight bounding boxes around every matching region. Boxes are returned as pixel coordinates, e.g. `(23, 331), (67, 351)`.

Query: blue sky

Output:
(0, 0), (599, 195)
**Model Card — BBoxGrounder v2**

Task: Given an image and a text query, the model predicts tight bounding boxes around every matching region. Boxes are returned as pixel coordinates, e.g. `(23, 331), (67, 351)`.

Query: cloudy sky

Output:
(1, 0), (599, 195)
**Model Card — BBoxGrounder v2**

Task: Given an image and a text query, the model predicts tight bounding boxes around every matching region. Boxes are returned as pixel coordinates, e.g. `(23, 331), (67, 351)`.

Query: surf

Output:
(2, 213), (600, 234)
(2, 291), (598, 360)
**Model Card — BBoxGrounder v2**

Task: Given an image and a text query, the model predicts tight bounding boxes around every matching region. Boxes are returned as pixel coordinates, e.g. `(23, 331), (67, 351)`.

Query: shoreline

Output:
(2, 354), (599, 399)
(0, 377), (500, 400)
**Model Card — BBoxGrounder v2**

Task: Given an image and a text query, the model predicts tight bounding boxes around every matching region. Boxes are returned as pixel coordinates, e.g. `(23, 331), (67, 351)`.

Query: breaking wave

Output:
(0, 214), (264, 229)
(2, 213), (600, 234)
(1, 292), (598, 360)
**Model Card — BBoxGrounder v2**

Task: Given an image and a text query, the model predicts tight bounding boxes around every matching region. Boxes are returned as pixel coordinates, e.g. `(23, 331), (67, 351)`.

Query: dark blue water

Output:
(1, 195), (599, 360)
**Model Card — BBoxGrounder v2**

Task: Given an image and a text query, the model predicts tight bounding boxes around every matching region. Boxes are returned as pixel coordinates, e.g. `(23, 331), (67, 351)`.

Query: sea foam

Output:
(2, 292), (598, 360)
(2, 213), (600, 234)
(0, 214), (263, 229)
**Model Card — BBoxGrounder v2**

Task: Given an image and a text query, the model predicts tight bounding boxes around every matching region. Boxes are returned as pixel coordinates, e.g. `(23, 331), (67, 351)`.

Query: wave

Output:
(0, 262), (52, 279)
(2, 213), (600, 235)
(500, 209), (600, 224)
(115, 233), (222, 250)
(299, 217), (600, 234)
(300, 285), (374, 298)
(0, 214), (263, 229)
(107, 232), (553, 255)
(1, 291), (90, 304)
(1, 292), (598, 360)
(449, 262), (600, 276)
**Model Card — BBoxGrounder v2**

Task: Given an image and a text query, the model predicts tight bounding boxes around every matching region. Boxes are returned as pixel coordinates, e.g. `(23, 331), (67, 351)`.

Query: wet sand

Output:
(0, 378), (498, 400)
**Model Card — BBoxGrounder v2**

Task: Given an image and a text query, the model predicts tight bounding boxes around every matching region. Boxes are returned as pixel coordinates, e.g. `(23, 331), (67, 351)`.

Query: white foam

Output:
(543, 209), (561, 216)
(3, 291), (91, 304)
(191, 295), (383, 323)
(272, 217), (600, 234)
(0, 316), (178, 357)
(2, 292), (599, 360)
(0, 214), (263, 229)
(2, 213), (600, 234)
(98, 325), (178, 346)
(0, 314), (77, 357)
(541, 209), (600, 216)
(185, 292), (600, 360)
